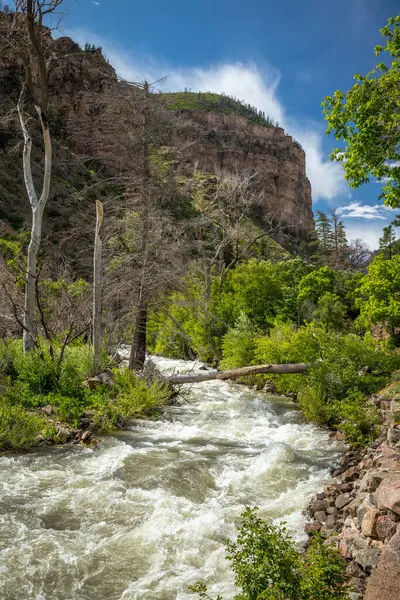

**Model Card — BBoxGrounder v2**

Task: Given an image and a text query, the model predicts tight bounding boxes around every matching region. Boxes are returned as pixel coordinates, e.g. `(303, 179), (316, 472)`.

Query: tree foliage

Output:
(190, 507), (350, 600)
(322, 15), (400, 207)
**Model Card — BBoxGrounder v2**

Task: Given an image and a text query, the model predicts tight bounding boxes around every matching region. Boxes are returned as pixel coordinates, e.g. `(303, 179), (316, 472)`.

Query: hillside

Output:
(161, 91), (275, 127)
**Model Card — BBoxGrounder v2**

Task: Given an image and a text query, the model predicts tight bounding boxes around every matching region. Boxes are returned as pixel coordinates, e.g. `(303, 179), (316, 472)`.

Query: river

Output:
(0, 357), (341, 600)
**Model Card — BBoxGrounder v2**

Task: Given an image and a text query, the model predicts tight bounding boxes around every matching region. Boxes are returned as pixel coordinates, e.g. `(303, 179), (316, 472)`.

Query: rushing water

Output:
(0, 357), (341, 600)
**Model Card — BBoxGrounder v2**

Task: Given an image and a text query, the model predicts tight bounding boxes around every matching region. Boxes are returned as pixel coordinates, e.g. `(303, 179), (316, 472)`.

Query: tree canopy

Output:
(322, 15), (400, 207)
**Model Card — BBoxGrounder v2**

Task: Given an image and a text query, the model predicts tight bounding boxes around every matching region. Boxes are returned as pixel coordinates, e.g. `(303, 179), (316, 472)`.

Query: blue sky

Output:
(62, 0), (399, 248)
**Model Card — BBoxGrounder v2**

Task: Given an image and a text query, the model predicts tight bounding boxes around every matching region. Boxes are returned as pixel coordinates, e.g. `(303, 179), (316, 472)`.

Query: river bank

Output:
(304, 383), (400, 600)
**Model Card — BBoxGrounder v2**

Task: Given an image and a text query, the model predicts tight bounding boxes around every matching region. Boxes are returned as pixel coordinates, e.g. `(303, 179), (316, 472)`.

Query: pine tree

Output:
(379, 224), (396, 260)
(330, 209), (348, 267)
(315, 210), (333, 253)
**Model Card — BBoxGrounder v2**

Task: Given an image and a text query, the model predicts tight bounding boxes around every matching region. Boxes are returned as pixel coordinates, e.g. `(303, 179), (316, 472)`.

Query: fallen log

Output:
(166, 363), (311, 385)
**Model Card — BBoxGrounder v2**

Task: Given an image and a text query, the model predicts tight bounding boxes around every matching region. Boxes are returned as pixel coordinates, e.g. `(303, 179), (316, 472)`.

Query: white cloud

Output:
(92, 1), (100, 5)
(338, 202), (398, 249)
(338, 201), (394, 220)
(344, 222), (386, 250)
(66, 28), (346, 203)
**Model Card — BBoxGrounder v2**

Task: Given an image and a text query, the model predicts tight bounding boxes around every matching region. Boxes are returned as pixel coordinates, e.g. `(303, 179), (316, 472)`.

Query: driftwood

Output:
(166, 363), (311, 385)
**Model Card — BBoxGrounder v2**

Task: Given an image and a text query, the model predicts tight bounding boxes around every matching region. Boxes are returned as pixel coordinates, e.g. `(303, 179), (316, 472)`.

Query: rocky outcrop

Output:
(304, 389), (400, 600)
(180, 111), (314, 245)
(0, 15), (314, 257)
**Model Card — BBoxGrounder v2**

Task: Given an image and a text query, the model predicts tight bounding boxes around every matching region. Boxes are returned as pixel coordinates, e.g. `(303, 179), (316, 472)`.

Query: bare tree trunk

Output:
(93, 200), (103, 372)
(18, 98), (52, 352)
(24, 206), (43, 351)
(129, 299), (148, 371)
(167, 362), (311, 384)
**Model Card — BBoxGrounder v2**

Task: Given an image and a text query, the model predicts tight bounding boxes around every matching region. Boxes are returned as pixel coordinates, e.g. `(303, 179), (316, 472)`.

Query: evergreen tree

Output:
(315, 210), (332, 253)
(330, 210), (348, 267)
(379, 224), (396, 260)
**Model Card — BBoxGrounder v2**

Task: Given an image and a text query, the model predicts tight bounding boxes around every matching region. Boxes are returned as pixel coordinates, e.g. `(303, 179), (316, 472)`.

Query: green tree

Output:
(356, 254), (400, 341)
(190, 507), (350, 600)
(313, 292), (347, 331)
(297, 266), (337, 321)
(330, 210), (348, 267)
(322, 15), (400, 207)
(379, 224), (397, 259)
(315, 210), (332, 253)
(218, 259), (284, 330)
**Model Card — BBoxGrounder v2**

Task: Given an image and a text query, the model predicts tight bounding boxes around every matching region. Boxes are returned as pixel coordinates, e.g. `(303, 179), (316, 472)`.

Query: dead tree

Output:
(93, 82), (193, 370)
(166, 362), (311, 384)
(93, 200), (103, 372)
(0, 0), (63, 351)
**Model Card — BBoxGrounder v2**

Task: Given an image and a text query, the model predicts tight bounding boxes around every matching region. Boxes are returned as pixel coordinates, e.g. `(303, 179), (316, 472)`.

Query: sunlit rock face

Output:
(0, 18), (314, 258)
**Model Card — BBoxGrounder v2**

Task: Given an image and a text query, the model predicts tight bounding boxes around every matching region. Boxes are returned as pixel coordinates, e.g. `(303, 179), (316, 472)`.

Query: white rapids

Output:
(0, 357), (341, 600)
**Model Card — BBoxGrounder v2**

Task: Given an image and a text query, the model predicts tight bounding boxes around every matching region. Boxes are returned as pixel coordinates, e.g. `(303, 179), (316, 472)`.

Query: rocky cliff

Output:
(0, 23), (314, 258)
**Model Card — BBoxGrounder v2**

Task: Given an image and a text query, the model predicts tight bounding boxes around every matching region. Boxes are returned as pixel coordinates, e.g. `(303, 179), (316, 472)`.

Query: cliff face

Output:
(0, 28), (314, 256)
(181, 110), (314, 243)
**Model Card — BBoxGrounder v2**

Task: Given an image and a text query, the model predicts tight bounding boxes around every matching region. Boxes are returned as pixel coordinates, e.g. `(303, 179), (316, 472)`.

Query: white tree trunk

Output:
(23, 205), (43, 351)
(166, 363), (312, 384)
(18, 99), (52, 352)
(93, 201), (103, 372)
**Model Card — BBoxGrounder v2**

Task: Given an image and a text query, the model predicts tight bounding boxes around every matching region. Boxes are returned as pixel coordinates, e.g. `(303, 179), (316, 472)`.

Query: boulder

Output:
(365, 533), (400, 600)
(359, 471), (386, 493)
(326, 506), (338, 516)
(376, 515), (397, 541)
(353, 548), (381, 573)
(387, 427), (400, 446)
(339, 531), (357, 559)
(357, 494), (377, 527)
(339, 531), (368, 560)
(314, 510), (327, 523)
(335, 493), (351, 510)
(304, 521), (321, 534)
(339, 482), (354, 493)
(309, 498), (328, 514)
(376, 476), (400, 515)
(325, 514), (337, 529)
(343, 466), (360, 482)
(38, 405), (57, 416)
(361, 508), (380, 538)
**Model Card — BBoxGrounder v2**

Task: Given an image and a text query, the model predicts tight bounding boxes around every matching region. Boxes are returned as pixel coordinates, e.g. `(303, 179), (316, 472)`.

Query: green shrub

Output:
(313, 293), (347, 331)
(0, 403), (49, 451)
(220, 313), (257, 369)
(300, 535), (351, 600)
(297, 384), (331, 425)
(190, 507), (350, 600)
(112, 368), (171, 421)
(334, 391), (381, 447)
(252, 324), (400, 445)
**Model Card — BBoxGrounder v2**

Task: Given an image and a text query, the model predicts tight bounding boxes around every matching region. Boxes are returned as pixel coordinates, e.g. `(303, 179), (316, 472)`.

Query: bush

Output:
(220, 313), (256, 369)
(334, 391), (380, 447)
(0, 341), (172, 447)
(252, 324), (400, 445)
(190, 507), (350, 600)
(112, 368), (171, 421)
(297, 384), (331, 425)
(313, 293), (347, 331)
(0, 404), (49, 451)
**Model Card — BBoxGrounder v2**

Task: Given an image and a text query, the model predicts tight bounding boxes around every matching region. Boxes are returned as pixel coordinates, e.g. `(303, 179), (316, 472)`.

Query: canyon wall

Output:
(0, 25), (314, 257)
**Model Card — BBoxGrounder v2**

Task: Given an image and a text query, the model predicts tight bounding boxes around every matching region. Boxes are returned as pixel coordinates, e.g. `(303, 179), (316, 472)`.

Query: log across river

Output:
(0, 357), (341, 600)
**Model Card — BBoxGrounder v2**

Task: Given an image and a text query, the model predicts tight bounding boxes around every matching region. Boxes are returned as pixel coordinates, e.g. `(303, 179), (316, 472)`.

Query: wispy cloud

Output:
(92, 1), (100, 6)
(65, 28), (345, 203)
(338, 201), (395, 220)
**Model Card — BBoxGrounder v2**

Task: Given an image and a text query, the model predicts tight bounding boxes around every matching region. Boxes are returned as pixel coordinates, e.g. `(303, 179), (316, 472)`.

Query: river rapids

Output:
(0, 357), (341, 600)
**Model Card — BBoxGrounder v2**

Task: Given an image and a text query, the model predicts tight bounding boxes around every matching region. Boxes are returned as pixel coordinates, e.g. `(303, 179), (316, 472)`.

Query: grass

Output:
(0, 339), (172, 452)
